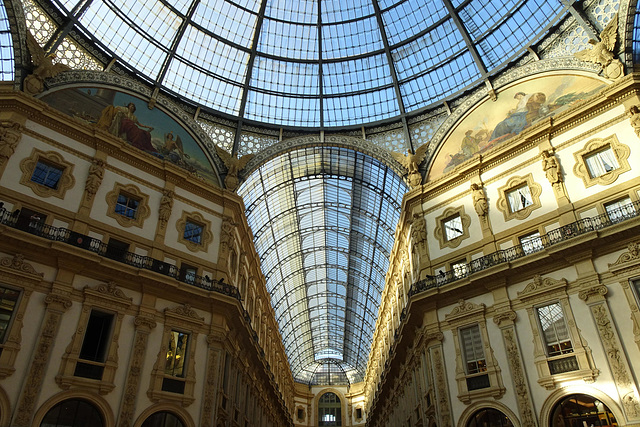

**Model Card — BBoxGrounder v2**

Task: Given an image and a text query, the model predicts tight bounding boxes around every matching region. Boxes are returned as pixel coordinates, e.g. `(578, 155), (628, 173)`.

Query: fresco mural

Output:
(41, 88), (218, 185)
(427, 74), (607, 180)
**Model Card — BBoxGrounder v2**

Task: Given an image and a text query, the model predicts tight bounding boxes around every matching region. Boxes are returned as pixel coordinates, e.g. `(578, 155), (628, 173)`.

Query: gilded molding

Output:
(590, 303), (640, 420)
(176, 211), (213, 253)
(0, 253), (43, 277)
(493, 310), (517, 327)
(117, 327), (152, 427)
(572, 134), (631, 188)
(13, 310), (63, 427)
(609, 242), (640, 268)
(433, 206), (471, 249)
(578, 285), (608, 303)
(105, 182), (151, 228)
(445, 299), (485, 323)
(496, 173), (542, 222)
(431, 346), (452, 427)
(165, 303), (205, 323)
(502, 327), (537, 426)
(0, 121), (23, 166)
(19, 148), (76, 199)
(517, 274), (567, 303)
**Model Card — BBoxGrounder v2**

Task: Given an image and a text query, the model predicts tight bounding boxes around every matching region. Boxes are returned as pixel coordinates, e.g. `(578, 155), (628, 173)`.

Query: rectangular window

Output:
(536, 302), (573, 356)
(74, 310), (114, 380)
(115, 193), (139, 219)
(79, 310), (114, 362)
(460, 324), (486, 374)
(585, 146), (619, 178)
(443, 215), (463, 241)
(452, 259), (468, 279)
(31, 160), (63, 189)
(105, 238), (129, 261)
(165, 330), (188, 377)
(605, 197), (636, 223)
(507, 185), (532, 212)
(0, 285), (20, 343)
(520, 231), (543, 255)
(183, 220), (204, 244)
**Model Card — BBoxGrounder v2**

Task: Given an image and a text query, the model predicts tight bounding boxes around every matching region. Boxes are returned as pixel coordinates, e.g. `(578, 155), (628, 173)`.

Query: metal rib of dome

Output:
(238, 147), (407, 384)
(45, 0), (568, 128)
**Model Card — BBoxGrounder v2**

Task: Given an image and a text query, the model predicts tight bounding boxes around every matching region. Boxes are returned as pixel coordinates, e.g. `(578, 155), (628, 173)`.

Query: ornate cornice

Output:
(517, 274), (568, 302)
(444, 299), (485, 323)
(0, 253), (43, 277)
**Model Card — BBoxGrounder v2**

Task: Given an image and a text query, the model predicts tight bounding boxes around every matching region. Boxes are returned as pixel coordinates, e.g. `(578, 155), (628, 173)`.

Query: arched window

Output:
(40, 399), (104, 427)
(318, 392), (341, 426)
(550, 394), (617, 427)
(467, 408), (514, 427)
(141, 411), (185, 427)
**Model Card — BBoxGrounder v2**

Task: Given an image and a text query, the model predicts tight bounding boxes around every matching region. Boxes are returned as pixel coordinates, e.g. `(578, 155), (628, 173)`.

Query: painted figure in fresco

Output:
(97, 102), (157, 153)
(489, 92), (547, 141)
(160, 131), (188, 163)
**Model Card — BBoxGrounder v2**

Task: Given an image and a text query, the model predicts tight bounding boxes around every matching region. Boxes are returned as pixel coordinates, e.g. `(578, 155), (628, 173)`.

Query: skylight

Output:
(238, 147), (407, 384)
(43, 0), (568, 128)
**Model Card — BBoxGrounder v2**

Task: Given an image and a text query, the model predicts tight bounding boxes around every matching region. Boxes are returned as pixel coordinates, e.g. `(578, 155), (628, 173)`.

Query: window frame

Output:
(56, 283), (132, 393)
(573, 134), (630, 187)
(434, 206), (471, 249)
(106, 183), (150, 228)
(496, 174), (542, 221)
(445, 300), (505, 403)
(19, 148), (75, 199)
(0, 285), (20, 345)
(459, 324), (487, 375)
(177, 211), (213, 253)
(517, 275), (598, 389)
(148, 303), (204, 405)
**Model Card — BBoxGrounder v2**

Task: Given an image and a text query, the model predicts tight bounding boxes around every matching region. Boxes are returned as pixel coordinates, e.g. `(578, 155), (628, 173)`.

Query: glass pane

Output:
(0, 286), (19, 342)
(165, 330), (188, 377)
(537, 303), (573, 356)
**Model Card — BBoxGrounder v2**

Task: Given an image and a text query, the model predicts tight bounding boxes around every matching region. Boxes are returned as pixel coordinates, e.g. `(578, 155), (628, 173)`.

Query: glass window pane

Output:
(165, 330), (188, 377)
(536, 302), (573, 356)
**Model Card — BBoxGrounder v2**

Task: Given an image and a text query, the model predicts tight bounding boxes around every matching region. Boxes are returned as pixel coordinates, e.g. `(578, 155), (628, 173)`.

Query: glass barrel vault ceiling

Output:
(46, 0), (568, 128)
(238, 147), (408, 384)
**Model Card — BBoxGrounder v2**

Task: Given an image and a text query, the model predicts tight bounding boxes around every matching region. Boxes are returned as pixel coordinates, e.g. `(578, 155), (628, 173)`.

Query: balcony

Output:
(409, 200), (640, 296)
(0, 207), (240, 300)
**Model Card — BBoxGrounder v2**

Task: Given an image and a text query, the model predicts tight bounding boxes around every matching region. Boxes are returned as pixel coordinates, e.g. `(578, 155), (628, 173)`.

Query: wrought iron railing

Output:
(409, 200), (640, 296)
(0, 208), (241, 300)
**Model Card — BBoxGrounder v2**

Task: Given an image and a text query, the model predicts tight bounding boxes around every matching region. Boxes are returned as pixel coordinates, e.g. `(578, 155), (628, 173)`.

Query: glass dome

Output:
(45, 0), (568, 128)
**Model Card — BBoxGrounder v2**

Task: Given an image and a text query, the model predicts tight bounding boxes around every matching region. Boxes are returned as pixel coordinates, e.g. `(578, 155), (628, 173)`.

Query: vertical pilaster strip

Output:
(116, 315), (156, 427)
(428, 334), (452, 427)
(494, 311), (537, 427)
(13, 293), (72, 427)
(580, 285), (640, 421)
(200, 331), (225, 427)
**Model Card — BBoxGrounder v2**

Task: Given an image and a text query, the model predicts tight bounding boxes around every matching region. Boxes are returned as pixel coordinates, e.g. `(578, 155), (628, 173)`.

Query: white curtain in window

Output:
(585, 147), (619, 178)
(508, 186), (532, 212)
